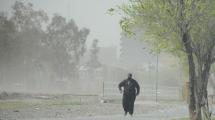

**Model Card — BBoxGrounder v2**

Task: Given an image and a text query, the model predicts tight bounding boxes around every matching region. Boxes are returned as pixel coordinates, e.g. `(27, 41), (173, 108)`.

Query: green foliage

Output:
(118, 0), (182, 55)
(116, 0), (215, 74)
(119, 1), (214, 49)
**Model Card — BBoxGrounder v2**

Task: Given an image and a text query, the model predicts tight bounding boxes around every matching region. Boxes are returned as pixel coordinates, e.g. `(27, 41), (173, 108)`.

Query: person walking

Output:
(118, 73), (140, 116)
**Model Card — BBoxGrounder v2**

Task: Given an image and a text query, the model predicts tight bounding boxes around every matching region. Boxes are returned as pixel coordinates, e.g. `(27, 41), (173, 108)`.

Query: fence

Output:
(102, 81), (182, 101)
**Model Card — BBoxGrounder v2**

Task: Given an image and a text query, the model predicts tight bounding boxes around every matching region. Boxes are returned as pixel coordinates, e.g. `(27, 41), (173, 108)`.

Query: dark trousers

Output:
(123, 93), (136, 115)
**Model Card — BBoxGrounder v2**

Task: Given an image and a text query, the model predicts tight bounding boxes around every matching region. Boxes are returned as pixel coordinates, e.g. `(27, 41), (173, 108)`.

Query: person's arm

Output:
(135, 81), (140, 96)
(118, 80), (125, 93)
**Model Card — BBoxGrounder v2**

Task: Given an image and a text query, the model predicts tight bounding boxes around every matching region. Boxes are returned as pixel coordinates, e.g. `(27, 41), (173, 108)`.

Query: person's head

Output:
(128, 73), (132, 79)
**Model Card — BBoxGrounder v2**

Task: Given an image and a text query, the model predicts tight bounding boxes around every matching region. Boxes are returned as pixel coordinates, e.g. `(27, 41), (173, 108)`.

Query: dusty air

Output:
(0, 0), (215, 120)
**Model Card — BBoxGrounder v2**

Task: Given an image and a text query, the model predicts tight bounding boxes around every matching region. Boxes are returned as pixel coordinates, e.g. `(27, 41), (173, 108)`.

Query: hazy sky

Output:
(0, 0), (127, 48)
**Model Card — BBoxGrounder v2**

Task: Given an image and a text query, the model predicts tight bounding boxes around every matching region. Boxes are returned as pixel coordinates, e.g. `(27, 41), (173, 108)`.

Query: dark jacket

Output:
(118, 78), (140, 96)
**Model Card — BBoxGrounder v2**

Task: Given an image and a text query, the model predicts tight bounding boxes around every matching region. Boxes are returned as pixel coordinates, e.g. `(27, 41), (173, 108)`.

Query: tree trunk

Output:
(181, 29), (213, 120)
(200, 61), (212, 120)
(186, 54), (212, 120)
(194, 73), (203, 120)
(178, 1), (213, 118)
(194, 53), (212, 120)
(187, 54), (197, 120)
(201, 91), (211, 120)
(182, 32), (196, 120)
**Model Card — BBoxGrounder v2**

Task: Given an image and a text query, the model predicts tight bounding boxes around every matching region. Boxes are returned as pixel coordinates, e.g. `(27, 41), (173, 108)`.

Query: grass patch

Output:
(0, 99), (81, 109)
(172, 118), (188, 120)
(0, 101), (31, 109)
(173, 117), (215, 120)
(44, 100), (81, 106)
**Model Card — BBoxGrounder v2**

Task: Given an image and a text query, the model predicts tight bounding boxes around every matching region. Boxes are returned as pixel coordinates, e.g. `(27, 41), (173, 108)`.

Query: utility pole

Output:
(155, 42), (159, 103)
(155, 53), (159, 102)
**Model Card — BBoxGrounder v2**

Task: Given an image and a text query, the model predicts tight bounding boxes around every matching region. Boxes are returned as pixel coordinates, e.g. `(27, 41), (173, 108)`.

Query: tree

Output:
(87, 39), (101, 69)
(45, 14), (90, 80)
(0, 13), (16, 83)
(9, 1), (48, 84)
(11, 1), (48, 31)
(0, 13), (15, 64)
(0, 1), (91, 92)
(115, 0), (215, 119)
(0, 1), (48, 86)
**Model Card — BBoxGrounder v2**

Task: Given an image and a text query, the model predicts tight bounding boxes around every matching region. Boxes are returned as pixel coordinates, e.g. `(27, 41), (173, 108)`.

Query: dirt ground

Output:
(0, 93), (189, 120)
